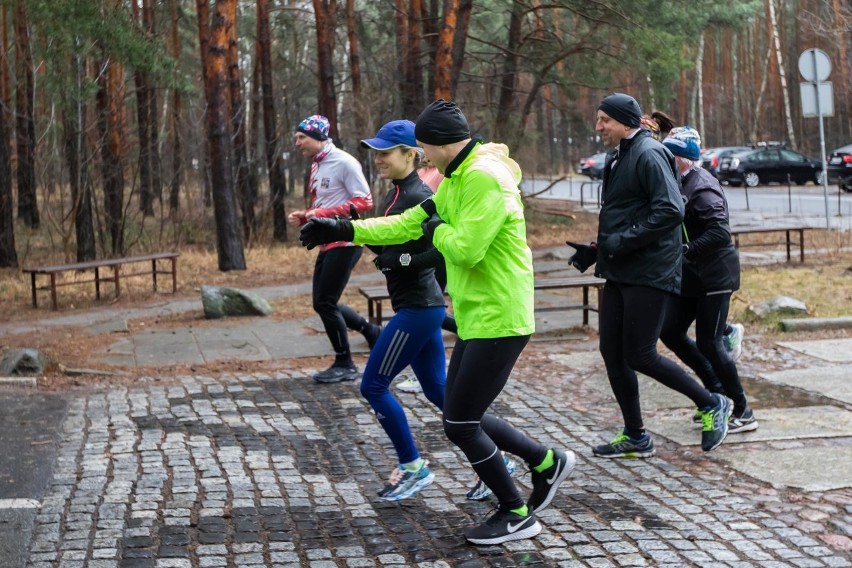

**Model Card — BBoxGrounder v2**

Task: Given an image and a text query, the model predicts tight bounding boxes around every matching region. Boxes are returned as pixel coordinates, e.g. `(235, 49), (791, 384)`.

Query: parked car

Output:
(577, 152), (607, 180)
(701, 146), (751, 178)
(717, 147), (822, 187)
(827, 143), (852, 192)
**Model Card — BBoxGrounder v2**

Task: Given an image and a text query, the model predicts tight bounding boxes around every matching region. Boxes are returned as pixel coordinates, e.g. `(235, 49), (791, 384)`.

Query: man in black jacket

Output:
(569, 93), (731, 457)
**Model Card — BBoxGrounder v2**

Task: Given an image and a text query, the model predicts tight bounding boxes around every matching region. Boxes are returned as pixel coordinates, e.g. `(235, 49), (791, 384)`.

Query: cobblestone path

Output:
(24, 351), (852, 567)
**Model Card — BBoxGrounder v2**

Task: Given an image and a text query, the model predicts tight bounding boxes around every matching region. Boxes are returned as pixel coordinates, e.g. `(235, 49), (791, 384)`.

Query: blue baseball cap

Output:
(360, 120), (417, 150)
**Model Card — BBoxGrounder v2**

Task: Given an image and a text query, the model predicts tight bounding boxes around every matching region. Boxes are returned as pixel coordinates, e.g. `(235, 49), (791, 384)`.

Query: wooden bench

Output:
(22, 252), (179, 310)
(730, 226), (812, 263)
(359, 274), (605, 326)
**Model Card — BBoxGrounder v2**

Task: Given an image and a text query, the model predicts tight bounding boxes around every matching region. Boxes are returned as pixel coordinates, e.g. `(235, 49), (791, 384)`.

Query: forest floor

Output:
(1, 205), (851, 391)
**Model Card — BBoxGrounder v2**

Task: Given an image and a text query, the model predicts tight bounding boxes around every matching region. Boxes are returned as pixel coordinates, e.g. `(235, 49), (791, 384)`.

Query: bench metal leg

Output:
(114, 266), (121, 298)
(95, 267), (101, 300)
(798, 229), (805, 263)
(30, 273), (37, 308)
(50, 274), (58, 310)
(786, 230), (792, 262)
(152, 259), (158, 292)
(367, 300), (376, 324)
(170, 257), (177, 293)
(582, 286), (589, 326)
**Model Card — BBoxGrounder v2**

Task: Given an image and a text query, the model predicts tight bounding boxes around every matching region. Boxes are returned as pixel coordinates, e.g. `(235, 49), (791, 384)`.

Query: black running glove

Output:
(566, 240), (598, 273)
(422, 214), (444, 241)
(299, 217), (354, 250)
(419, 197), (437, 217)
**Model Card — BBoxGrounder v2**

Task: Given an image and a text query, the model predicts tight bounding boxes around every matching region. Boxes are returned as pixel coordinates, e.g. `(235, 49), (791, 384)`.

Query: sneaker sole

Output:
(380, 471), (435, 501)
(530, 451), (576, 514)
(396, 386), (422, 393)
(465, 520), (542, 545)
(593, 448), (656, 459)
(728, 420), (759, 434)
(313, 372), (359, 384)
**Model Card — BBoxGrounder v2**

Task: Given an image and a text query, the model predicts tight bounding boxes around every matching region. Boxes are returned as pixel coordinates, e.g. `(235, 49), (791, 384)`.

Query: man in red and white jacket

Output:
(289, 114), (380, 383)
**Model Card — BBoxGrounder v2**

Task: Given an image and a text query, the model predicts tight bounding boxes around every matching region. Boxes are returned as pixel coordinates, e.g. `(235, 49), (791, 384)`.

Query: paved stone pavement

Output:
(6, 242), (852, 567)
(20, 339), (852, 567)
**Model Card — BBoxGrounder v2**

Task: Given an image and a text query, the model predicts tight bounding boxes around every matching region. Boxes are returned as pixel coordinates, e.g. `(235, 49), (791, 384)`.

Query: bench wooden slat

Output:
(22, 252), (179, 310)
(359, 275), (605, 326)
(22, 252), (180, 274)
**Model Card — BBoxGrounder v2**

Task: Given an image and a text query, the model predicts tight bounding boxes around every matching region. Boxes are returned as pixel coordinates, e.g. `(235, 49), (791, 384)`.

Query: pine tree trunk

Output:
(0, 82), (14, 267)
(196, 0), (214, 208)
(224, 0), (255, 242)
(448, 0), (471, 98)
(767, 0), (796, 148)
(65, 54), (95, 262)
(313, 0), (339, 138)
(168, 0), (182, 214)
(433, 0), (459, 99)
(13, 0), (38, 228)
(206, 0), (246, 271)
(494, 1), (522, 143)
(258, 0), (287, 241)
(96, 57), (126, 255)
(696, 31), (705, 140)
(405, 0), (423, 115)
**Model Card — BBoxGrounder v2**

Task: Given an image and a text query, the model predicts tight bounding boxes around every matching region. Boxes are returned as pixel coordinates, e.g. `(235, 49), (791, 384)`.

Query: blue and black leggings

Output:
(360, 306), (447, 464)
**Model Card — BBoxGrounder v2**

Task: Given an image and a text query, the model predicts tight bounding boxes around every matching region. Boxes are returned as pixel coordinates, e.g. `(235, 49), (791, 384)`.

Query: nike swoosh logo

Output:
(546, 458), (562, 484)
(506, 518), (530, 533)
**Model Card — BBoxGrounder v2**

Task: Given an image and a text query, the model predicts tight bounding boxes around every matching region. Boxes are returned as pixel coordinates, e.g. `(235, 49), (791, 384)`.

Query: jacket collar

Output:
(444, 137), (483, 178)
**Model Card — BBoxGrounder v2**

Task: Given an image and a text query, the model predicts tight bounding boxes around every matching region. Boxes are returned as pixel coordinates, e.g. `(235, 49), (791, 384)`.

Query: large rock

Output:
(0, 348), (48, 375)
(747, 295), (808, 319)
(201, 285), (273, 319)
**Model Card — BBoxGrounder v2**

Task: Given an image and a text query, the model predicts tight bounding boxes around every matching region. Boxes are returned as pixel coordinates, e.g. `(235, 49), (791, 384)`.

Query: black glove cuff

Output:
(419, 198), (436, 217)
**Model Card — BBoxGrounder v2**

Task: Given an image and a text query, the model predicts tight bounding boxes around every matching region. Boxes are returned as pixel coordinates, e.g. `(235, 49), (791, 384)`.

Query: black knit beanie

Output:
(598, 93), (643, 128)
(414, 99), (471, 145)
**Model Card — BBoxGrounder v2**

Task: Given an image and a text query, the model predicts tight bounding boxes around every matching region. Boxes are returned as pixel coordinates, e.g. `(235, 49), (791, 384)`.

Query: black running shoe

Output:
(312, 364), (359, 384)
(526, 449), (575, 514)
(464, 509), (541, 545)
(728, 407), (758, 434)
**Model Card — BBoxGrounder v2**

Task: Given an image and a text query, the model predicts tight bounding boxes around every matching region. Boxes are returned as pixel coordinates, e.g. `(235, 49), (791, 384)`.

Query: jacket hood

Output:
(468, 143), (523, 187)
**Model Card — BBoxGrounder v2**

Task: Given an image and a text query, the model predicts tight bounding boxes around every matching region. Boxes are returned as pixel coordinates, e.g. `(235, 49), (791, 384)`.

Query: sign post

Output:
(798, 48), (833, 228)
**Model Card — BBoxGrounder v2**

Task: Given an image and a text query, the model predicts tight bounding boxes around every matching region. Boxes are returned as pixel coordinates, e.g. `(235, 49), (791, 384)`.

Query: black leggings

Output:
(599, 282), (715, 434)
(442, 336), (547, 511)
(660, 293), (747, 412)
(312, 247), (369, 364)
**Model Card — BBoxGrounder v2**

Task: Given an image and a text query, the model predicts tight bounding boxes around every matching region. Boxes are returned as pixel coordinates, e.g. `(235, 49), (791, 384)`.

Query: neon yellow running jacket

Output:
(352, 142), (535, 340)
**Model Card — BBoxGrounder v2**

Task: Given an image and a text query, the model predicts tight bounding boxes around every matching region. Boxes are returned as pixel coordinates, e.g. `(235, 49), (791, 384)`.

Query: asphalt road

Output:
(523, 176), (852, 226)
(0, 391), (67, 568)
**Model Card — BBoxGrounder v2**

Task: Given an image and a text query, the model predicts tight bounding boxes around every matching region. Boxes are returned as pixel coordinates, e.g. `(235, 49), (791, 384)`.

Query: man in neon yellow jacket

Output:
(300, 100), (576, 546)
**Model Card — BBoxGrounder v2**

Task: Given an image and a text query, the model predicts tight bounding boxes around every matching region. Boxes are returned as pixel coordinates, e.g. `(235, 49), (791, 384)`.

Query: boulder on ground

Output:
(201, 285), (273, 319)
(0, 348), (48, 375)
(747, 296), (808, 319)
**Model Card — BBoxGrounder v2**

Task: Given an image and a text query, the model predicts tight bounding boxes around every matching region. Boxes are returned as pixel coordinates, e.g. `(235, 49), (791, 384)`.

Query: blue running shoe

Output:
(466, 454), (517, 501)
(377, 461), (435, 501)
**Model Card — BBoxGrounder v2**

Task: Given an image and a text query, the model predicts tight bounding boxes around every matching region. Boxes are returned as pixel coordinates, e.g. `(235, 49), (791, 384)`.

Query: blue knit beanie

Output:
(663, 126), (702, 161)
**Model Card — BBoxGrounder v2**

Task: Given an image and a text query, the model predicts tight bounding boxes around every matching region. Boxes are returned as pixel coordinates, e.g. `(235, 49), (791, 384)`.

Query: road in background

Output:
(523, 176), (852, 228)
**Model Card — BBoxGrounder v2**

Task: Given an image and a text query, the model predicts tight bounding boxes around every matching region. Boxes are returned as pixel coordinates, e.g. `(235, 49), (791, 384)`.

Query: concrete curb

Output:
(780, 316), (852, 331)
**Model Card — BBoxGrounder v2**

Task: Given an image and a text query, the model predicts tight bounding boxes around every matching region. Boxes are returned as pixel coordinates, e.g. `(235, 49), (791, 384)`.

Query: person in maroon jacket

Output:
(288, 114), (380, 383)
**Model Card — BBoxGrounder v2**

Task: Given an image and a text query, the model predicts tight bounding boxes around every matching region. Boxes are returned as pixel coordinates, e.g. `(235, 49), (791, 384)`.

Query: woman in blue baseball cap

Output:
(355, 119), (450, 501)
